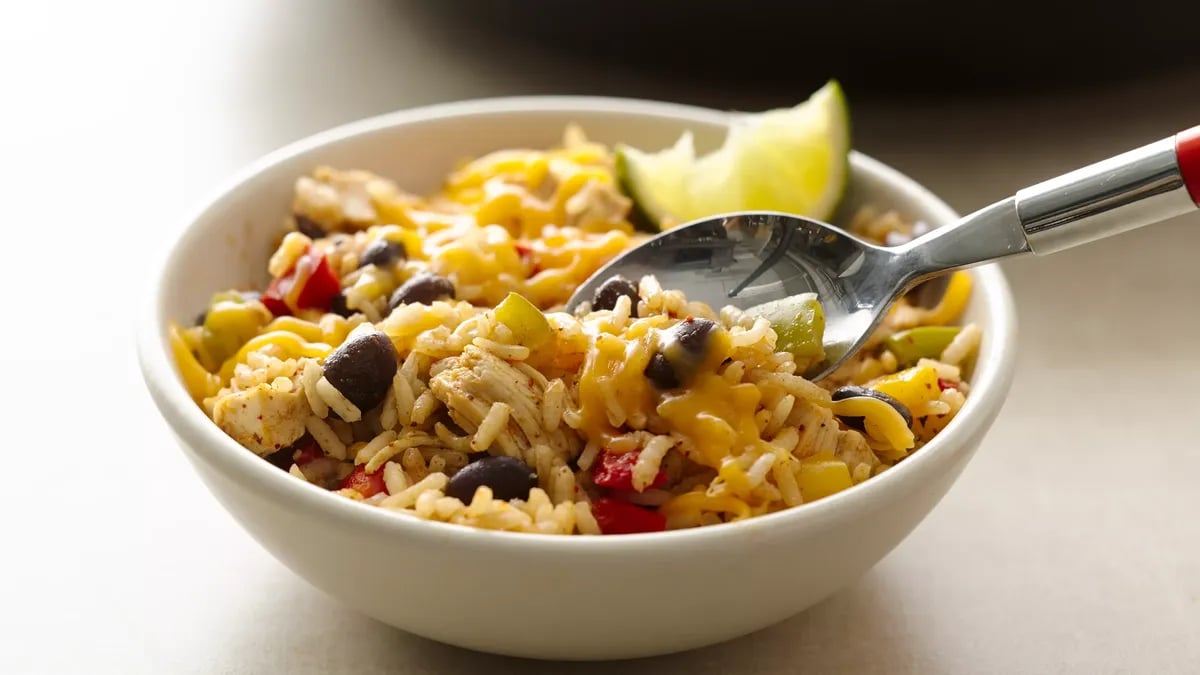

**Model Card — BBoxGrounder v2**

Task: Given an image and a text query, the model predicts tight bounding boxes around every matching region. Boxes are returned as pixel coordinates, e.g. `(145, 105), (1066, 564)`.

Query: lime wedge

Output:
(616, 80), (850, 231)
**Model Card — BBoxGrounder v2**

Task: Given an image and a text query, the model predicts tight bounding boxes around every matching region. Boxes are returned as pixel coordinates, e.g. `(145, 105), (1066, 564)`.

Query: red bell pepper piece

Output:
(339, 464), (388, 498)
(592, 449), (668, 492)
(295, 251), (340, 311)
(261, 247), (341, 316)
(591, 497), (666, 535)
(261, 275), (294, 316)
(937, 378), (958, 391)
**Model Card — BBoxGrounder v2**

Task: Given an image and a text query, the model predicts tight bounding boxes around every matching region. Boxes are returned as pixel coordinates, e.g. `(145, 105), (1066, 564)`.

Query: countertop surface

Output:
(3, 2), (1198, 673)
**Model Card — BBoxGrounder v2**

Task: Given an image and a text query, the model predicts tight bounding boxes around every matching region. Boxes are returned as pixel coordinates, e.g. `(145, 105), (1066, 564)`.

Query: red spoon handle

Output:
(1177, 125), (1200, 206)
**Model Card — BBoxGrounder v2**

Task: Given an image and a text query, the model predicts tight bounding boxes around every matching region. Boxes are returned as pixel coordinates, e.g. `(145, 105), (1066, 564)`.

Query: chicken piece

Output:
(429, 346), (581, 463)
(212, 383), (309, 455)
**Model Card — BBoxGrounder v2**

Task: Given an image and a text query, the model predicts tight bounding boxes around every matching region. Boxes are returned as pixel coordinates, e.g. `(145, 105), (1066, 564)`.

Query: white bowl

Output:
(137, 97), (1018, 661)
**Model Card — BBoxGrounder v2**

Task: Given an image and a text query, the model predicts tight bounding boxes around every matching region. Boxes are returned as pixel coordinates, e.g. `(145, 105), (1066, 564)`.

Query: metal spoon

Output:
(568, 125), (1200, 380)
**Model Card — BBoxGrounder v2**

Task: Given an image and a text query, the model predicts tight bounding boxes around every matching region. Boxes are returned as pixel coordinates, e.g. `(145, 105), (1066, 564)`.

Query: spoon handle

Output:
(1015, 125), (1200, 255)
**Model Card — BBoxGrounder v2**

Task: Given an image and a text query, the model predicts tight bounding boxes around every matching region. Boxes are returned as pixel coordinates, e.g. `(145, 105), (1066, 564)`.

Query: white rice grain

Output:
(365, 431), (438, 473)
(401, 446), (427, 479)
(753, 371), (833, 406)
(305, 416), (347, 460)
(918, 357), (962, 381)
(473, 337), (530, 361)
(940, 323), (982, 366)
(355, 429), (398, 466)
(731, 317), (773, 348)
(378, 385), (398, 431)
(576, 441), (600, 471)
(852, 462), (873, 483)
(379, 472), (448, 510)
(391, 370), (415, 428)
(549, 465), (575, 504)
(427, 455), (447, 475)
(382, 461), (409, 494)
(632, 435), (674, 492)
(574, 502), (601, 535)
(612, 293), (633, 328)
(772, 459), (803, 506)
(434, 422), (472, 451)
(471, 402), (511, 452)
(541, 378), (566, 431)
(414, 490), (439, 518)
(434, 496), (464, 519)
(767, 394), (796, 437)
(745, 452), (778, 489)
(288, 463), (308, 482)
(533, 444), (554, 485)
(316, 376), (362, 422)
(410, 390), (438, 426)
(301, 361), (328, 418)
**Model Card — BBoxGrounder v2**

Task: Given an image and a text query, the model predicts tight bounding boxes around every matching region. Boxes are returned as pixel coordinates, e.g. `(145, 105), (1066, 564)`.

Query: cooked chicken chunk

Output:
(430, 346), (581, 463)
(212, 383), (308, 455)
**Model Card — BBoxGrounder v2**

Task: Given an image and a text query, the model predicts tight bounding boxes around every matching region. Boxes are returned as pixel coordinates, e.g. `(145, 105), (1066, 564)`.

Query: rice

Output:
(471, 402), (512, 453)
(316, 376), (361, 422)
(305, 416), (347, 460)
(175, 129), (980, 536)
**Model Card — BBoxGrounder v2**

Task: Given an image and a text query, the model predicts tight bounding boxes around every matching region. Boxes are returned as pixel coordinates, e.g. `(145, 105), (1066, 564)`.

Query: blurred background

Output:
(3, 1), (1198, 673)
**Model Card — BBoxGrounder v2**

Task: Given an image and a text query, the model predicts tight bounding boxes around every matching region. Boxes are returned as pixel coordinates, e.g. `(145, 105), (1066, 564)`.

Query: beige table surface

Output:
(2, 2), (1197, 673)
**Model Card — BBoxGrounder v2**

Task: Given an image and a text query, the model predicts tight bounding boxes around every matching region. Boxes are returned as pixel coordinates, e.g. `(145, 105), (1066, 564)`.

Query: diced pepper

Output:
(592, 449), (668, 492)
(797, 453), (854, 502)
(339, 464), (387, 498)
(262, 247), (341, 316)
(937, 378), (957, 391)
(295, 251), (341, 310)
(494, 292), (553, 349)
(747, 293), (825, 362)
(168, 321), (221, 404)
(201, 299), (272, 366)
(591, 497), (667, 534)
(870, 365), (941, 414)
(884, 326), (962, 367)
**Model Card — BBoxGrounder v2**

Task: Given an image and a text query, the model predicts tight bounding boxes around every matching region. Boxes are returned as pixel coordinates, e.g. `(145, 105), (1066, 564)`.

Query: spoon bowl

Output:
(566, 211), (906, 380)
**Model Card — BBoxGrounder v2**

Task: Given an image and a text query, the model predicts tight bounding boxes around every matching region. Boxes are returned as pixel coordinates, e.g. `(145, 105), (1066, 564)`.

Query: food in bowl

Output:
(167, 85), (982, 536)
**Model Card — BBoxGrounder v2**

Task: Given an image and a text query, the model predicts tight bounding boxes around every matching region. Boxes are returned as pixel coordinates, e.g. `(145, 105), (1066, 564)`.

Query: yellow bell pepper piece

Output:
(168, 322), (221, 404)
(922, 271), (972, 326)
(870, 365), (941, 415)
(494, 292), (553, 350)
(797, 453), (854, 502)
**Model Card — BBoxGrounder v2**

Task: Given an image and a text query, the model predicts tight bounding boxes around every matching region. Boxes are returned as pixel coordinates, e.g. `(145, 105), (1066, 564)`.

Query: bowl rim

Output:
(137, 95), (1018, 553)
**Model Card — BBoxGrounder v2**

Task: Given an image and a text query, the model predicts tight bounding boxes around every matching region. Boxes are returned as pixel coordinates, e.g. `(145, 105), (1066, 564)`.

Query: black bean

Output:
(322, 331), (398, 412)
(831, 385), (913, 429)
(389, 272), (455, 308)
(591, 275), (640, 312)
(644, 352), (681, 389)
(194, 311), (207, 327)
(329, 292), (353, 318)
(359, 239), (406, 269)
(672, 317), (718, 356)
(264, 447), (296, 470)
(446, 456), (537, 503)
(294, 214), (327, 239)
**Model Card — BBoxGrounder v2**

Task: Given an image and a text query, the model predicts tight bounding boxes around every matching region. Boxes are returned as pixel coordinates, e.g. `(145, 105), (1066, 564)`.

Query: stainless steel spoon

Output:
(568, 125), (1200, 380)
